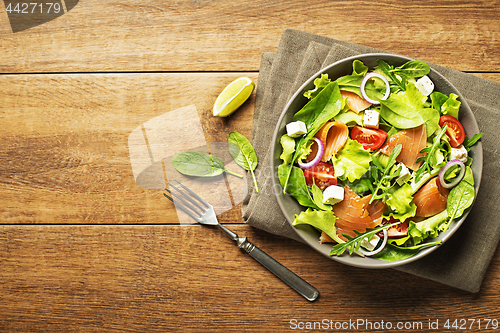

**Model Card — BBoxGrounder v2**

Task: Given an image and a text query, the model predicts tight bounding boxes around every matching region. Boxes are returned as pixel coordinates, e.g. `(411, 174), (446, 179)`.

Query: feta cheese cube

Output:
(363, 109), (380, 129)
(360, 234), (381, 251)
(450, 145), (468, 163)
(396, 163), (412, 185)
(415, 75), (435, 96)
(286, 121), (307, 137)
(322, 185), (344, 205)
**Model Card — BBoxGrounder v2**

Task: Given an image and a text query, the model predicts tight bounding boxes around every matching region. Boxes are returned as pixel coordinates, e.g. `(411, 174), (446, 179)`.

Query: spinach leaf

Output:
(171, 151), (242, 178)
(446, 166), (475, 228)
(278, 164), (318, 209)
(282, 81), (343, 193)
(392, 60), (430, 79)
(373, 240), (441, 261)
(228, 131), (259, 192)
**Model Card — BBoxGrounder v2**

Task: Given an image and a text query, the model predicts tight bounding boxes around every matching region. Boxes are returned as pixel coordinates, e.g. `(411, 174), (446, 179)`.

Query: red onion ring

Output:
(298, 137), (324, 169)
(360, 72), (391, 105)
(439, 160), (466, 189)
(358, 229), (388, 256)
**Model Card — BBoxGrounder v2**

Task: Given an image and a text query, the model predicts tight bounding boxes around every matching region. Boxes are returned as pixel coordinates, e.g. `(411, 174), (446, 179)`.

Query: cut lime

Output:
(213, 77), (255, 117)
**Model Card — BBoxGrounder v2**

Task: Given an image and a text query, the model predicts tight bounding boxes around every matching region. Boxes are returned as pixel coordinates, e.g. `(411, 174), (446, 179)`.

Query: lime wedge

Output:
(213, 77), (255, 117)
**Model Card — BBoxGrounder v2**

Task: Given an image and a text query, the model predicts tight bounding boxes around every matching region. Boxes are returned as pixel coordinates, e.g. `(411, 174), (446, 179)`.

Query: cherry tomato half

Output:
(439, 115), (465, 148)
(304, 162), (337, 190)
(350, 126), (388, 151)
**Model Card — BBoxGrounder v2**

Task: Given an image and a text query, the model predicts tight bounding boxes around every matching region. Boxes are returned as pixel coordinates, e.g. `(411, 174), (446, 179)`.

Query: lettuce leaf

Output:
(379, 82), (440, 134)
(279, 134), (295, 164)
(293, 208), (344, 244)
(332, 138), (372, 182)
(385, 183), (417, 222)
(441, 93), (461, 119)
(407, 209), (449, 245)
(303, 74), (331, 99)
(334, 109), (364, 126)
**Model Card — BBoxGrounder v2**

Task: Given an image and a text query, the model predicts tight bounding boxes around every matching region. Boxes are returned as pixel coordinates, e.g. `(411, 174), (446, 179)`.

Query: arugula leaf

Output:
(376, 59), (406, 92)
(228, 131), (259, 192)
(463, 133), (483, 151)
(369, 144), (402, 204)
(171, 151), (243, 178)
(414, 124), (448, 183)
(330, 222), (401, 256)
(332, 138), (372, 183)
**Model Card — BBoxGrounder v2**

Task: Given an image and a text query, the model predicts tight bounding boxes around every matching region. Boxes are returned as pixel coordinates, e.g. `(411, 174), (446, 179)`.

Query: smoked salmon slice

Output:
(332, 187), (381, 241)
(341, 90), (372, 113)
(413, 177), (449, 217)
(379, 124), (427, 171)
(320, 190), (387, 243)
(314, 121), (349, 161)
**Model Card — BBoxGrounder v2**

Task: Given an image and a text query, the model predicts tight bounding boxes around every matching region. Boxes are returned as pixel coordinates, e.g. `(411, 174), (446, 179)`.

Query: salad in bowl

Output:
(272, 54), (482, 268)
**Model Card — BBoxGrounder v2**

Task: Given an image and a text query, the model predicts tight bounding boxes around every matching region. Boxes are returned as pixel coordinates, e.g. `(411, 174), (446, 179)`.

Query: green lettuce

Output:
(293, 208), (344, 244)
(407, 209), (449, 245)
(303, 74), (331, 99)
(441, 93), (461, 119)
(385, 183), (417, 222)
(334, 109), (364, 126)
(380, 82), (440, 135)
(332, 138), (372, 182)
(279, 134), (295, 164)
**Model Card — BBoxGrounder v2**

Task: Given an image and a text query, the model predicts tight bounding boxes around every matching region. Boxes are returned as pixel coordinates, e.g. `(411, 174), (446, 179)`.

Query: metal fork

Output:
(164, 179), (319, 302)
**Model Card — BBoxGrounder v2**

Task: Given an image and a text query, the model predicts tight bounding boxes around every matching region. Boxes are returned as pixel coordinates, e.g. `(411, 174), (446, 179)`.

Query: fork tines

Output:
(163, 180), (210, 222)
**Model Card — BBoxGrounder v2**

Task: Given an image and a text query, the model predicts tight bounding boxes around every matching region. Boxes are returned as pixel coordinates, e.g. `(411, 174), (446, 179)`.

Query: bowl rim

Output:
(270, 53), (483, 269)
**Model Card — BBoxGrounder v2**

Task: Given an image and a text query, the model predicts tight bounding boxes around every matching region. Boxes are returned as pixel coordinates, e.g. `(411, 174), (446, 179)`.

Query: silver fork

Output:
(164, 179), (319, 302)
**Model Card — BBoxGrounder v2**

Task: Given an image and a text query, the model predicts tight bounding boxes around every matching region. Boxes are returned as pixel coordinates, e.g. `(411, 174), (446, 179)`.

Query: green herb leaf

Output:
(414, 124), (448, 183)
(171, 151), (242, 178)
(463, 133), (483, 150)
(330, 222), (401, 256)
(369, 144), (402, 204)
(376, 59), (406, 92)
(392, 60), (430, 79)
(228, 131), (259, 192)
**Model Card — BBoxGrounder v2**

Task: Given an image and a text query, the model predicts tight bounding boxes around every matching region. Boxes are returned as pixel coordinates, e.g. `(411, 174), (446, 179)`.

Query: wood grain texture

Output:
(0, 73), (257, 224)
(1, 225), (499, 332)
(1, 0), (499, 73)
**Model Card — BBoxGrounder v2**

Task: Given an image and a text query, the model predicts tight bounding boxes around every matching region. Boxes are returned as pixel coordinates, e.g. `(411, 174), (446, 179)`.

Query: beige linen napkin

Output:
(242, 29), (500, 293)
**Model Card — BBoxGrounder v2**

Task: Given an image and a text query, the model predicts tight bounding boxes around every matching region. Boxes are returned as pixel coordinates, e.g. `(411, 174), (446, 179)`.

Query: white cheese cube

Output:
(415, 75), (435, 96)
(322, 185), (344, 205)
(286, 121), (307, 137)
(363, 109), (380, 129)
(396, 163), (412, 185)
(360, 234), (381, 251)
(450, 145), (468, 163)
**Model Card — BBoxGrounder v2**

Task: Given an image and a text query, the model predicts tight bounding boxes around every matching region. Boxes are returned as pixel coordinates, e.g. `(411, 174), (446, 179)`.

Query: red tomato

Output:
(350, 126), (388, 151)
(304, 162), (337, 190)
(439, 115), (465, 148)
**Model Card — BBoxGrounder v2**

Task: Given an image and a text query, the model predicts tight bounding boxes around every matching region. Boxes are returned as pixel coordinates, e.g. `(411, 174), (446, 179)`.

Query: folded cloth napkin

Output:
(242, 29), (500, 293)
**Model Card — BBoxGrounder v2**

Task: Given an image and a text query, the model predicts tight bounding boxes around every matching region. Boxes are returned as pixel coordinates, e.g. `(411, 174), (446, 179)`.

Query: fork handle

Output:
(237, 237), (320, 302)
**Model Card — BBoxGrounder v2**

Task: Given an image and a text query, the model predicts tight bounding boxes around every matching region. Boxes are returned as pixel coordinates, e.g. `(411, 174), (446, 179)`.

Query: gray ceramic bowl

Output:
(271, 53), (483, 268)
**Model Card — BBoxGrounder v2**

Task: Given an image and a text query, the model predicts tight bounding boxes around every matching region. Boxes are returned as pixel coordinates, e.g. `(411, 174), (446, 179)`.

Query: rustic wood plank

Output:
(1, 0), (499, 73)
(0, 225), (499, 332)
(0, 73), (257, 224)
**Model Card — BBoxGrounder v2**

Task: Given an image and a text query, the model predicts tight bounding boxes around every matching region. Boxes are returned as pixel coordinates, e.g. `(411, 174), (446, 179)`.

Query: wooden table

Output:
(1, 1), (499, 332)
